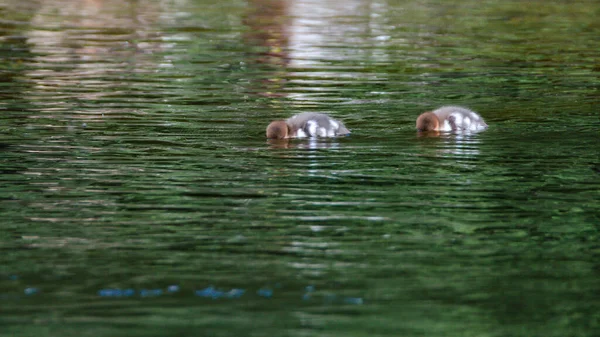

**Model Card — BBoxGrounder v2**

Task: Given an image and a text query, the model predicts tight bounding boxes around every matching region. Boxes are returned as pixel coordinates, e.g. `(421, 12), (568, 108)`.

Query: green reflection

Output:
(1, 0), (599, 336)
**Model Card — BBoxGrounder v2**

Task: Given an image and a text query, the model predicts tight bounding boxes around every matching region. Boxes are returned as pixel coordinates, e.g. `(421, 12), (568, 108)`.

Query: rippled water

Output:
(1, 0), (599, 336)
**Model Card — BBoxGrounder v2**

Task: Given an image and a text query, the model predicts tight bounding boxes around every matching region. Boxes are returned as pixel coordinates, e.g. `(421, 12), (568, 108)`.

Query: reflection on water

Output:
(417, 132), (483, 158)
(267, 137), (345, 150)
(1, 0), (600, 336)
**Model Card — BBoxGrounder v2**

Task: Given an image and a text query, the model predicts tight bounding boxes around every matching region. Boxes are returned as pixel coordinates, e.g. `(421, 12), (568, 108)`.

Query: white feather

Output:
(307, 120), (317, 136)
(330, 120), (339, 131)
(441, 120), (452, 131)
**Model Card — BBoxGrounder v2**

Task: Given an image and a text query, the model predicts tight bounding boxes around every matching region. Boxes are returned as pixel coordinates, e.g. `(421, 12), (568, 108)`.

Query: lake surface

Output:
(1, 0), (599, 336)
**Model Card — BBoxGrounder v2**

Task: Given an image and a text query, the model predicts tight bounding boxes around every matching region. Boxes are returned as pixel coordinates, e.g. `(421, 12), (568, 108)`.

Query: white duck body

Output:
(286, 112), (350, 138)
(432, 106), (488, 132)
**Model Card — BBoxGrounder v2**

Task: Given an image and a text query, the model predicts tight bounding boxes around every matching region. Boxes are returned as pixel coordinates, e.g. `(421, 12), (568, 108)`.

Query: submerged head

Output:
(266, 120), (289, 139)
(416, 112), (440, 132)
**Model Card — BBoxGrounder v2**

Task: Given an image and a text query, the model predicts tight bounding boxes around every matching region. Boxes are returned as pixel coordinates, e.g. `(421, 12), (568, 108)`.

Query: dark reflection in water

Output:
(1, 0), (599, 336)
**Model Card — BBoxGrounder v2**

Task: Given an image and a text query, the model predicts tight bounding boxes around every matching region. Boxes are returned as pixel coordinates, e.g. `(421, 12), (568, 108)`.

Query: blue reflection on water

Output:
(98, 288), (135, 297)
(24, 288), (39, 296)
(257, 288), (273, 298)
(5, 275), (362, 304)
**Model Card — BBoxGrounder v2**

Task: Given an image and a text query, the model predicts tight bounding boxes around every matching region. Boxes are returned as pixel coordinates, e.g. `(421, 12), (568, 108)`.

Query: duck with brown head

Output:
(416, 106), (487, 132)
(416, 112), (440, 132)
(266, 120), (290, 139)
(266, 112), (350, 139)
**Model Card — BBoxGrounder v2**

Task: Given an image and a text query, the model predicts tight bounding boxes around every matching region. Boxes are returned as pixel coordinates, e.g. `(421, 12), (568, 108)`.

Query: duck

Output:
(266, 112), (350, 139)
(416, 106), (488, 132)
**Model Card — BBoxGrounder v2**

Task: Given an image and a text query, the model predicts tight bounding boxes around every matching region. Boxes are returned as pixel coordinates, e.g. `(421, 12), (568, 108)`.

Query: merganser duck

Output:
(266, 112), (350, 139)
(416, 106), (488, 132)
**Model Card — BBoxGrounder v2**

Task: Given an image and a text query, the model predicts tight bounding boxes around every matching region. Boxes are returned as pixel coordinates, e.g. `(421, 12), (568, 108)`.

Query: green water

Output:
(1, 0), (599, 336)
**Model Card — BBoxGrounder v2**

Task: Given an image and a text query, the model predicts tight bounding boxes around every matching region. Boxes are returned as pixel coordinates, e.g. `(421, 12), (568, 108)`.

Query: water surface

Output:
(1, 0), (599, 336)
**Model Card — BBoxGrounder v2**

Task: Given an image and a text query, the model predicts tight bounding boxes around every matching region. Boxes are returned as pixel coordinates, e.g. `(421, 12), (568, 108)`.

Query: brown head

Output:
(266, 120), (290, 139)
(416, 112), (440, 131)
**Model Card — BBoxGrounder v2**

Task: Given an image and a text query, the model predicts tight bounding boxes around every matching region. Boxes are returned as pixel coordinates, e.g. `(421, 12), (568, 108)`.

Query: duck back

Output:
(286, 113), (350, 137)
(433, 106), (487, 132)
